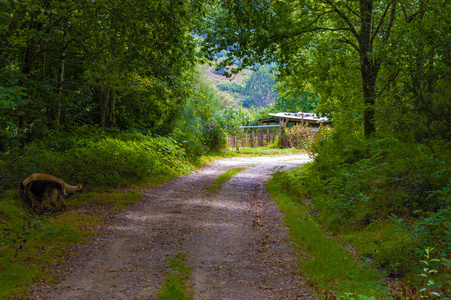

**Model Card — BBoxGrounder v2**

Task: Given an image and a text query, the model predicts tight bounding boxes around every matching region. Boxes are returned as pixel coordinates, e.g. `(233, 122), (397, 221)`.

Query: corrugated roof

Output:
(267, 112), (329, 123)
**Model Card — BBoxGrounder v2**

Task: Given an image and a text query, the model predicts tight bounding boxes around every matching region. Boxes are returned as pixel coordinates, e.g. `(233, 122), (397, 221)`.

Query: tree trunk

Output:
(99, 86), (108, 128)
(107, 88), (116, 127)
(18, 18), (42, 150)
(54, 22), (68, 129)
(98, 86), (116, 128)
(359, 0), (379, 137)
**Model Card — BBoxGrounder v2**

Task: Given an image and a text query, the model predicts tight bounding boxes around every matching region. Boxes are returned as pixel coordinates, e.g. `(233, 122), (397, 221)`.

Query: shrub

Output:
(305, 125), (334, 157)
(272, 134), (450, 293)
(172, 74), (227, 157)
(283, 124), (315, 149)
(0, 132), (192, 191)
(302, 136), (450, 227)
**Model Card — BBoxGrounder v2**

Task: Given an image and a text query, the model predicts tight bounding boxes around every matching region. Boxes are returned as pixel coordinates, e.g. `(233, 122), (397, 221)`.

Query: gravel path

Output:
(29, 154), (317, 299)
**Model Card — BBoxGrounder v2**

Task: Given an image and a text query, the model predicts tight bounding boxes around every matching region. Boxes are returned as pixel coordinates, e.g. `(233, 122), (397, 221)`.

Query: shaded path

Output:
(30, 154), (317, 299)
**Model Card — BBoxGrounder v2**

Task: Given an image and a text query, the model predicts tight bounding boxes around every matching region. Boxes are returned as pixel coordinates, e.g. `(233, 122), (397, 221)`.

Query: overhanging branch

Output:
(371, 0), (396, 45)
(338, 38), (359, 52)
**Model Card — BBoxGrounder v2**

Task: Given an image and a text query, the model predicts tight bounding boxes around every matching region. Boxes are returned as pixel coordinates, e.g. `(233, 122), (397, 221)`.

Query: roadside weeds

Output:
(267, 175), (390, 299)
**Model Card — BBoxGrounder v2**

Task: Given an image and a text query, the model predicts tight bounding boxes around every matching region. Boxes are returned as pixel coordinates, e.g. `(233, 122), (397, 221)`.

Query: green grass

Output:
(157, 253), (192, 300)
(0, 187), (146, 299)
(266, 176), (391, 299)
(340, 221), (414, 275)
(0, 192), (97, 299)
(205, 167), (246, 192)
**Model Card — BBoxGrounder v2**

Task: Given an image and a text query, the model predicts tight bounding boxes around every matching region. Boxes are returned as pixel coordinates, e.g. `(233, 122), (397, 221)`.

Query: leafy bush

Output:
(301, 136), (450, 230)
(172, 74), (227, 157)
(0, 131), (192, 191)
(305, 125), (334, 157)
(283, 124), (315, 149)
(277, 132), (450, 288)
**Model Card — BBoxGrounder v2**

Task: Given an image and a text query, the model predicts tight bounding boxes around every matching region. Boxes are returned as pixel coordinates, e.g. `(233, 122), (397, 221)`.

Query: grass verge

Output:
(266, 173), (391, 299)
(0, 187), (145, 299)
(0, 192), (98, 299)
(205, 167), (246, 193)
(157, 253), (192, 300)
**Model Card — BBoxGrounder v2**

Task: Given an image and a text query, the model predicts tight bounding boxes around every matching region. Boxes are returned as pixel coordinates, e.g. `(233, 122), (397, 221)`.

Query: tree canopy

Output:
(0, 0), (207, 150)
(1, 0), (449, 150)
(202, 0), (451, 139)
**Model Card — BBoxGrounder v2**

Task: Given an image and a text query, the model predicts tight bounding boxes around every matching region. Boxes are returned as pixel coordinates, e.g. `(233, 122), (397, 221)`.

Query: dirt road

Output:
(30, 154), (317, 299)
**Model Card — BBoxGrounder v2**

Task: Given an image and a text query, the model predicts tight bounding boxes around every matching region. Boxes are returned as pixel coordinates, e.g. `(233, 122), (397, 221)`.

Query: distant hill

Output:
(200, 64), (277, 108)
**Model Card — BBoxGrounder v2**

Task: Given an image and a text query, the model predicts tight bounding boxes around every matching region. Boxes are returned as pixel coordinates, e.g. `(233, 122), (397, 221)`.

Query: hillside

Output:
(200, 64), (276, 108)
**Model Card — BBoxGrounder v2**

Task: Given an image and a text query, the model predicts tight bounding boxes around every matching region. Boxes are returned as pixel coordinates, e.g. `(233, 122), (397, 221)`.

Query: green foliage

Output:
(0, 0), (209, 150)
(389, 208), (451, 277)
(216, 81), (245, 94)
(273, 82), (319, 113)
(222, 106), (257, 129)
(0, 191), (98, 299)
(305, 136), (450, 232)
(275, 132), (450, 292)
(240, 65), (277, 108)
(203, 0), (450, 138)
(376, 0), (451, 141)
(417, 247), (451, 298)
(267, 171), (389, 298)
(172, 73), (227, 157)
(0, 131), (192, 191)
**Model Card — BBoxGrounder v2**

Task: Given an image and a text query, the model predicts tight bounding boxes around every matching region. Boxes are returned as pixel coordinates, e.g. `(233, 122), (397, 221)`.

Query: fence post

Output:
(267, 127), (270, 145)
(259, 129), (263, 147)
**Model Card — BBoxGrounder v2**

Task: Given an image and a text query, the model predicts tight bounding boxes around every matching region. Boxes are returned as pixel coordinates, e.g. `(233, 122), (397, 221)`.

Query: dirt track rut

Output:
(30, 154), (317, 299)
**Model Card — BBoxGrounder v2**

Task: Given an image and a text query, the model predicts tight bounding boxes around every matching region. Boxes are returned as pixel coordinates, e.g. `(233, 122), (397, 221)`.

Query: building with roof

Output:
(257, 112), (330, 127)
(229, 112), (331, 150)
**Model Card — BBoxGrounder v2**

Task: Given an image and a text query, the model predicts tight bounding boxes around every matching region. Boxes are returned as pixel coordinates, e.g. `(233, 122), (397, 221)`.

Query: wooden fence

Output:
(227, 126), (279, 149)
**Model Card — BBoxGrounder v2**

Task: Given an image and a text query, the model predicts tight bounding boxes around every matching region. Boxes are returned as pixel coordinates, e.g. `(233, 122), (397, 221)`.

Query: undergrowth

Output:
(0, 187), (145, 299)
(267, 173), (389, 299)
(0, 131), (193, 191)
(273, 129), (450, 298)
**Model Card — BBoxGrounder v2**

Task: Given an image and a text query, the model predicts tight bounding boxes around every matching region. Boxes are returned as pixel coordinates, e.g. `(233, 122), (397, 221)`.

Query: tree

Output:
(202, 0), (445, 137)
(0, 0), (207, 150)
(379, 1), (451, 141)
(241, 65), (277, 108)
(274, 84), (319, 113)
